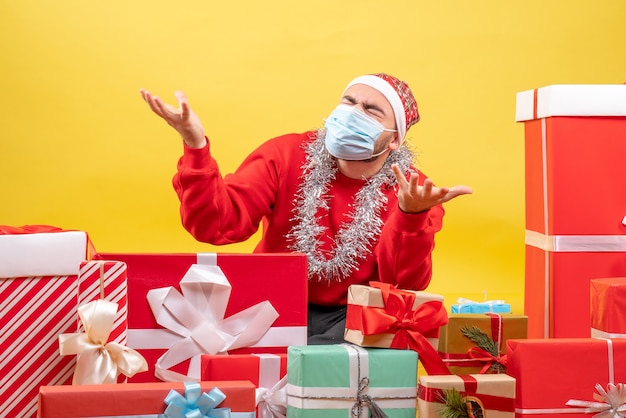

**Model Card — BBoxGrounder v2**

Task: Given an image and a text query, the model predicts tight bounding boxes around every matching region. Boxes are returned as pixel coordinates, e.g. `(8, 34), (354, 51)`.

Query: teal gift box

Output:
(287, 344), (418, 418)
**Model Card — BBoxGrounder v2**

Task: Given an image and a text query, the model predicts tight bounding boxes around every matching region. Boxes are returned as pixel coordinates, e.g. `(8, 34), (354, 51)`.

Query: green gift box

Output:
(287, 344), (418, 418)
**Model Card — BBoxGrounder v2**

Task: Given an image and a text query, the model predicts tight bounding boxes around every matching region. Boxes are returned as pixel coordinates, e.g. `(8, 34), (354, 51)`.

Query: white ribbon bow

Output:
(256, 376), (288, 418)
(59, 299), (148, 384)
(456, 297), (507, 306)
(567, 383), (626, 417)
(146, 263), (280, 382)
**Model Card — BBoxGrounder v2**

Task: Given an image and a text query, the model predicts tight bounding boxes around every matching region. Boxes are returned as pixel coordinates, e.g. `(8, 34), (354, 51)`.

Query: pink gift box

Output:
(516, 85), (626, 338)
(94, 252), (308, 382)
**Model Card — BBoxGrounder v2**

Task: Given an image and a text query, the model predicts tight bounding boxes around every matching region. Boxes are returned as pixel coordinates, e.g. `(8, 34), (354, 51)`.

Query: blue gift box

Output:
(451, 298), (511, 314)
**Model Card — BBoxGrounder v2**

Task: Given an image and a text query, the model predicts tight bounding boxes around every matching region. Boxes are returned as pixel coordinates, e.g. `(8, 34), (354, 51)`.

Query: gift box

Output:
(201, 353), (287, 417)
(516, 84), (626, 338)
(0, 226), (90, 418)
(0, 225), (88, 278)
(77, 260), (128, 346)
(451, 298), (511, 314)
(287, 344), (417, 418)
(38, 380), (256, 417)
(344, 282), (450, 375)
(93, 252), (308, 382)
(591, 277), (626, 338)
(438, 313), (527, 375)
(507, 337), (626, 417)
(418, 373), (515, 418)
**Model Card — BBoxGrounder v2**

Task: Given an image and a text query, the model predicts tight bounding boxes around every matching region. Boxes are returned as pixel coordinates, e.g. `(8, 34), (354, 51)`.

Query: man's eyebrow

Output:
(342, 94), (386, 114)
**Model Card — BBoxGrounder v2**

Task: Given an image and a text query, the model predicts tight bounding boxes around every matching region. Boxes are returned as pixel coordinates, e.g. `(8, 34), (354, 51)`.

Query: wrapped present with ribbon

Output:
(78, 260), (128, 345)
(438, 313), (527, 375)
(418, 373), (515, 417)
(591, 277), (626, 339)
(451, 297), (512, 314)
(201, 353), (287, 418)
(92, 253), (308, 382)
(0, 224), (90, 278)
(344, 281), (450, 375)
(0, 225), (91, 418)
(59, 299), (148, 385)
(287, 344), (418, 418)
(37, 380), (256, 417)
(507, 337), (626, 417)
(516, 84), (626, 339)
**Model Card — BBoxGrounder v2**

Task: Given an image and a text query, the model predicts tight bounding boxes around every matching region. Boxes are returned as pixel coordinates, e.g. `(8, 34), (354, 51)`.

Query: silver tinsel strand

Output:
(286, 130), (414, 283)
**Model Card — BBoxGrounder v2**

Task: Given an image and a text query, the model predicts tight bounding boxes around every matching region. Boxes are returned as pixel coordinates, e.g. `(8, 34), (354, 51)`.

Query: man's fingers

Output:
(441, 185), (473, 203)
(143, 93), (166, 118)
(391, 164), (408, 188)
(407, 171), (420, 195)
(421, 177), (433, 196)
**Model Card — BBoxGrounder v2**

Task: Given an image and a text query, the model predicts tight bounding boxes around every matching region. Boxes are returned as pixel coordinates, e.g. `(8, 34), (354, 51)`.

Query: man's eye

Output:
(366, 108), (384, 118)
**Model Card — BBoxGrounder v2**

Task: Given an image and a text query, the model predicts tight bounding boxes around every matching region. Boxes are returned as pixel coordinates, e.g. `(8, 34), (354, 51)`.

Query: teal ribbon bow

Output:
(164, 382), (231, 418)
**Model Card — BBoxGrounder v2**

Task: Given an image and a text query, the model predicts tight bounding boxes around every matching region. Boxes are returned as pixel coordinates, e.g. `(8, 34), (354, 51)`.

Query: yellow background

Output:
(2, 1), (625, 314)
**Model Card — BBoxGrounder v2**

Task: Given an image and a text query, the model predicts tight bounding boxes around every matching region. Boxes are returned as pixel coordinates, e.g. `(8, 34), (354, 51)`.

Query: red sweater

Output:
(173, 131), (444, 306)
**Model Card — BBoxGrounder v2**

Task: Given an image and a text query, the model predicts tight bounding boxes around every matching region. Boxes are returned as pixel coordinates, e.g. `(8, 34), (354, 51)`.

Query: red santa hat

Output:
(343, 73), (420, 143)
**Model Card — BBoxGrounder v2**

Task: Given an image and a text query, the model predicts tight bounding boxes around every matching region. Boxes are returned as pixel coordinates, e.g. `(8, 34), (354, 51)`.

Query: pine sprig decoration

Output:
(461, 325), (506, 373)
(438, 388), (468, 418)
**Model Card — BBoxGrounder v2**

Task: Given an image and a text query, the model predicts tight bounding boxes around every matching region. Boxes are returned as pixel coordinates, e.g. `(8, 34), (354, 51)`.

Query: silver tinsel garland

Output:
(286, 130), (414, 282)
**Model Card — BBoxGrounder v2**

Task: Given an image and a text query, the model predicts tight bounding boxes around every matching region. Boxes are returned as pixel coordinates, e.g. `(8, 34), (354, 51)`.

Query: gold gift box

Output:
(438, 314), (527, 375)
(418, 373), (515, 418)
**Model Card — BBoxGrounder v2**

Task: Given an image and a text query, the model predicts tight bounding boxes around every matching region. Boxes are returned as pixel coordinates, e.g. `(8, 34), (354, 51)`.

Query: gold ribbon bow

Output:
(59, 299), (148, 384)
(567, 383), (626, 417)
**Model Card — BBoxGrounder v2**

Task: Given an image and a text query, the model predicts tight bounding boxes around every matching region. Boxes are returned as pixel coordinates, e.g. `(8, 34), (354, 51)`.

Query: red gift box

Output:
(0, 227), (90, 418)
(38, 380), (256, 418)
(591, 277), (626, 338)
(93, 252), (308, 382)
(201, 353), (287, 388)
(201, 353), (287, 417)
(516, 85), (626, 338)
(506, 338), (626, 417)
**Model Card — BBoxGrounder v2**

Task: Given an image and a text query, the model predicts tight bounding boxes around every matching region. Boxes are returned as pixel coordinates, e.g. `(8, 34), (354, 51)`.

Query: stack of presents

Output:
(2, 83), (626, 417)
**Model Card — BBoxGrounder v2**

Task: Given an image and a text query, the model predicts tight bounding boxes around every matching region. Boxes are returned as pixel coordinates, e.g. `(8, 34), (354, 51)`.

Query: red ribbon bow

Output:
(359, 282), (451, 375)
(467, 347), (508, 374)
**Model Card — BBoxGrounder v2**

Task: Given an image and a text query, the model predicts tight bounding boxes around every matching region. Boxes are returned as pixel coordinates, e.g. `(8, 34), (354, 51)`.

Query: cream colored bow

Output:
(59, 299), (148, 384)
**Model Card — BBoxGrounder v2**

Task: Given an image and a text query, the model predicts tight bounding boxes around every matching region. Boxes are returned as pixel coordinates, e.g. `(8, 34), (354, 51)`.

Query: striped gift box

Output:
(0, 276), (80, 417)
(0, 228), (92, 418)
(77, 260), (128, 346)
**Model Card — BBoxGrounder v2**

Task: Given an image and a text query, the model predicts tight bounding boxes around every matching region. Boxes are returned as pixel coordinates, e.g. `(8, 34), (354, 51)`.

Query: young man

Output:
(140, 73), (472, 343)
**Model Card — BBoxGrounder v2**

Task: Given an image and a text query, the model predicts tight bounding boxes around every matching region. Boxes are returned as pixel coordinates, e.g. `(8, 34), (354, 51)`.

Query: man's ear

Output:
(388, 133), (401, 150)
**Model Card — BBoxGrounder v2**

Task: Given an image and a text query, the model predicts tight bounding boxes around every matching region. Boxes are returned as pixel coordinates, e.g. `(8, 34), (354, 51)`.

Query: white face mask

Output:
(323, 104), (396, 161)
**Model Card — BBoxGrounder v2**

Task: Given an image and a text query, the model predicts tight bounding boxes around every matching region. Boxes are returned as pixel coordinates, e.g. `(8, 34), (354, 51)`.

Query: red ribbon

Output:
(485, 313), (503, 351)
(440, 313), (507, 374)
(418, 375), (514, 412)
(0, 225), (65, 234)
(467, 347), (508, 374)
(356, 282), (451, 375)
